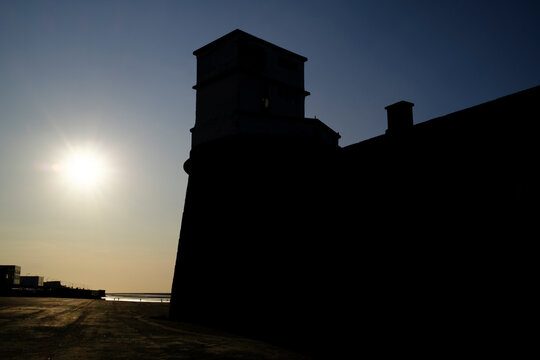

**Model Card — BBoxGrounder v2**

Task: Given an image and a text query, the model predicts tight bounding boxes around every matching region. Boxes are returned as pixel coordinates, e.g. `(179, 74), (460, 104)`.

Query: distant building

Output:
(0, 265), (20, 290)
(20, 276), (44, 288)
(44, 281), (63, 288)
(170, 29), (539, 354)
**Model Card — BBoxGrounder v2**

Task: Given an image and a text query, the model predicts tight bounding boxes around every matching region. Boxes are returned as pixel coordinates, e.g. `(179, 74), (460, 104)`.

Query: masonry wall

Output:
(171, 30), (539, 355)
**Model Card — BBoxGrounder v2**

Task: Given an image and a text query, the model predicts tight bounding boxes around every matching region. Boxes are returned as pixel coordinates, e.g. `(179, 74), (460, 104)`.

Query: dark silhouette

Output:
(170, 29), (538, 356)
(19, 276), (44, 288)
(0, 265), (20, 292)
(1, 265), (105, 299)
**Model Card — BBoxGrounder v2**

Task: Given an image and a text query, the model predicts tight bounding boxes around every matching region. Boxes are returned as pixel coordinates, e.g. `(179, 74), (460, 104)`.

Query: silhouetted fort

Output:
(170, 29), (538, 354)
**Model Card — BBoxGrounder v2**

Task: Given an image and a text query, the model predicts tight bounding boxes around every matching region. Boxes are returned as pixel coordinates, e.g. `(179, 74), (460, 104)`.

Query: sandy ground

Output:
(0, 297), (310, 360)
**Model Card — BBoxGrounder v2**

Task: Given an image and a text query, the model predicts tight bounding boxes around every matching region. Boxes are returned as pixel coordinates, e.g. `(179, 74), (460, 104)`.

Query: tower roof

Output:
(193, 29), (308, 62)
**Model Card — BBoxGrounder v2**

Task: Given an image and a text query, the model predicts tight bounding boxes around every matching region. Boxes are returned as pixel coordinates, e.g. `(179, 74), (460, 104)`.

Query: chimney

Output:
(385, 101), (414, 135)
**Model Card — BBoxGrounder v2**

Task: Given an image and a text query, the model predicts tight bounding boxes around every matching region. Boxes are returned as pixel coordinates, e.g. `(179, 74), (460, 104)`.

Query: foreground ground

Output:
(0, 297), (310, 360)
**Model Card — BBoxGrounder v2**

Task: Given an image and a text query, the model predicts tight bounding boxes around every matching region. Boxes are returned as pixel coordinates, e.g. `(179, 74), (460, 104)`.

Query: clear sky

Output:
(1, 0), (539, 292)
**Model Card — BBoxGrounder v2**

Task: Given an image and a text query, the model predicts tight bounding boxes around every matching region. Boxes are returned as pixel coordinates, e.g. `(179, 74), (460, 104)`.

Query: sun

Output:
(60, 146), (109, 190)
(66, 151), (104, 186)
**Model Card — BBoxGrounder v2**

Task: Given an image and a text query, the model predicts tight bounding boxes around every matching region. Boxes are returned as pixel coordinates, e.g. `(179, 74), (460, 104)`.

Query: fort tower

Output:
(170, 30), (339, 339)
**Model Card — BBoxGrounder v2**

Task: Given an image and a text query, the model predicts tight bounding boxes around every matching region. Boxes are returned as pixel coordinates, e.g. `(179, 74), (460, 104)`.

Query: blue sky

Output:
(1, 0), (539, 292)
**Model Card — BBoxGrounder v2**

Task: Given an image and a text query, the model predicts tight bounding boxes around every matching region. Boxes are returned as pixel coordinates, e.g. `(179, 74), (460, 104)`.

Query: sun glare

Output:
(60, 146), (109, 190)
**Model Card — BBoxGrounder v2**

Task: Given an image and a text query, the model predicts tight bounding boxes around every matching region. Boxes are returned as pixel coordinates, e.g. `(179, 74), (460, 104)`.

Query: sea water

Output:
(103, 293), (171, 303)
